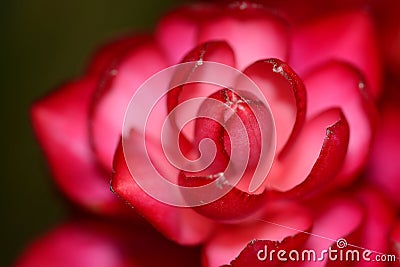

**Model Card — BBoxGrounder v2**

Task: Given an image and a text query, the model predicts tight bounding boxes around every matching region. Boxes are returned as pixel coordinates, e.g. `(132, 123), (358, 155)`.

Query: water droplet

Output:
(358, 81), (365, 89)
(272, 64), (283, 73)
(110, 69), (118, 76)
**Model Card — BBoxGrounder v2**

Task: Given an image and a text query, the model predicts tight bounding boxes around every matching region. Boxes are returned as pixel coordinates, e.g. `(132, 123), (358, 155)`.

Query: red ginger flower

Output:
(109, 1), (377, 243)
(26, 1), (399, 267)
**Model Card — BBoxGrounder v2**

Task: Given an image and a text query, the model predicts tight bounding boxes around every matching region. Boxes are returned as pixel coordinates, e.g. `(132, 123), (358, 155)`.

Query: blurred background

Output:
(0, 0), (185, 265)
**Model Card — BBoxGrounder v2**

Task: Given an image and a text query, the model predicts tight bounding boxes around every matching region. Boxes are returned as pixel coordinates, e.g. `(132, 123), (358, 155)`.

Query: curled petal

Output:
(291, 11), (382, 97)
(265, 108), (349, 195)
(303, 61), (376, 187)
(31, 79), (126, 215)
(242, 58), (307, 155)
(14, 220), (201, 267)
(166, 41), (236, 149)
(167, 40), (236, 110)
(111, 139), (215, 245)
(89, 39), (168, 170)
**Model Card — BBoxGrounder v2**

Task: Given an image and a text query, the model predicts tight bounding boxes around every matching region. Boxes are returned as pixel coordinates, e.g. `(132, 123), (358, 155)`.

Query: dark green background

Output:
(0, 0), (185, 265)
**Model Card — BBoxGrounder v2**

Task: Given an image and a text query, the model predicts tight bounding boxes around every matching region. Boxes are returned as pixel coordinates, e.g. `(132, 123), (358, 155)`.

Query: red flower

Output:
(26, 1), (399, 266)
(110, 2), (377, 244)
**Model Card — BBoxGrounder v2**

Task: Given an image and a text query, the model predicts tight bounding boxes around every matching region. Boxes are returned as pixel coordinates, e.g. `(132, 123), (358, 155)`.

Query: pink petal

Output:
(14, 220), (201, 267)
(355, 186), (395, 267)
(89, 38), (168, 170)
(111, 140), (215, 245)
(367, 104), (400, 205)
(203, 201), (312, 267)
(291, 11), (382, 97)
(300, 196), (364, 267)
(303, 61), (376, 187)
(31, 79), (126, 215)
(197, 3), (289, 70)
(265, 108), (349, 194)
(166, 41), (236, 149)
(155, 4), (215, 64)
(86, 35), (149, 76)
(242, 59), (307, 155)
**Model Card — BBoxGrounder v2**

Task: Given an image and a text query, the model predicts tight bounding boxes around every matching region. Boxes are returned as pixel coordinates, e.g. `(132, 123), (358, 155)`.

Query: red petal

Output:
(197, 3), (289, 69)
(301, 196), (364, 267)
(203, 201), (312, 267)
(166, 41), (236, 149)
(242, 59), (307, 155)
(176, 85), (278, 222)
(355, 186), (396, 267)
(367, 104), (400, 205)
(111, 140), (215, 245)
(179, 172), (267, 222)
(14, 220), (201, 267)
(156, 2), (290, 68)
(303, 61), (376, 187)
(291, 11), (382, 97)
(31, 79), (126, 214)
(89, 38), (168, 170)
(390, 222), (400, 266)
(265, 108), (349, 195)
(192, 88), (272, 175)
(86, 35), (149, 76)
(155, 4), (216, 64)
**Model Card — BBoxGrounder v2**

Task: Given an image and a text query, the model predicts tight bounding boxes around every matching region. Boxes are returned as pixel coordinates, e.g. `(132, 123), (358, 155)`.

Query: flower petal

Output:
(155, 4), (215, 64)
(197, 2), (290, 69)
(390, 222), (400, 265)
(265, 108), (349, 195)
(291, 11), (382, 97)
(301, 196), (364, 267)
(367, 104), (400, 205)
(157, 2), (290, 69)
(203, 201), (312, 267)
(242, 59), (307, 155)
(303, 61), (376, 187)
(86, 35), (148, 76)
(179, 172), (267, 222)
(14, 220), (201, 267)
(355, 186), (395, 266)
(166, 41), (236, 149)
(111, 139), (215, 245)
(89, 38), (168, 170)
(31, 79), (126, 214)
